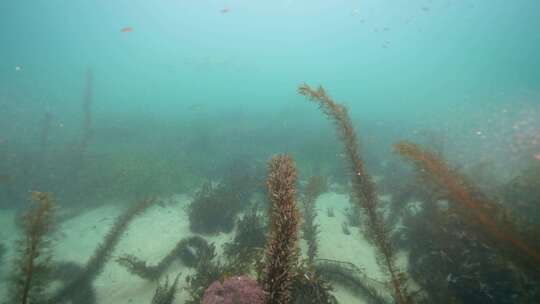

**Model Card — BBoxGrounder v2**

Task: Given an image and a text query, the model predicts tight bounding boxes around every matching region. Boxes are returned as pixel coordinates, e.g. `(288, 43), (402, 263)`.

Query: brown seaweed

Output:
(394, 141), (540, 275)
(150, 274), (181, 304)
(117, 235), (214, 280)
(8, 191), (55, 304)
(261, 154), (300, 304)
(299, 84), (411, 304)
(49, 197), (156, 303)
(301, 175), (325, 265)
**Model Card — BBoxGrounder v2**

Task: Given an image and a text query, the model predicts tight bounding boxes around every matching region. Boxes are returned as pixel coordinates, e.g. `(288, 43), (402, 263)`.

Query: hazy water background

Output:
(1, 0), (539, 207)
(1, 2), (540, 304)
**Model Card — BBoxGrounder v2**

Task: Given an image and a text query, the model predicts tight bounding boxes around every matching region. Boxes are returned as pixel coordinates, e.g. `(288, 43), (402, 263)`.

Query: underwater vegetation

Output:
(3, 196), (157, 304)
(261, 155), (300, 304)
(301, 175), (325, 265)
(187, 164), (257, 234)
(290, 260), (337, 304)
(49, 197), (157, 303)
(502, 161), (540, 225)
(392, 141), (540, 303)
(223, 203), (267, 260)
(118, 235), (215, 280)
(315, 259), (389, 304)
(394, 141), (540, 275)
(7, 191), (55, 304)
(187, 182), (237, 234)
(151, 274), (181, 304)
(183, 239), (247, 304)
(299, 84), (411, 304)
(3, 80), (540, 304)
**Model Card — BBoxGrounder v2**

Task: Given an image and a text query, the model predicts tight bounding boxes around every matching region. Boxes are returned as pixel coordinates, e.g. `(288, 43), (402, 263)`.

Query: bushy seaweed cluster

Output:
(402, 199), (539, 303)
(315, 259), (390, 304)
(184, 241), (244, 304)
(187, 164), (258, 234)
(391, 141), (540, 303)
(291, 261), (337, 304)
(502, 161), (540, 226)
(223, 203), (267, 259)
(395, 142), (540, 275)
(151, 274), (181, 304)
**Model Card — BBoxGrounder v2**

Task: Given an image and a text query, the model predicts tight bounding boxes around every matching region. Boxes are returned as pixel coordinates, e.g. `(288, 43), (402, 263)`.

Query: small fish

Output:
(15, 66), (21, 71)
(121, 26), (133, 33)
(534, 154), (540, 161)
(220, 6), (230, 14)
(0, 175), (11, 183)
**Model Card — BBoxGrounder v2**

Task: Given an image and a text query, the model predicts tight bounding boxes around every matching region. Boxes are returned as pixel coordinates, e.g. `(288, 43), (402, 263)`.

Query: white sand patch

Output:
(315, 192), (384, 280)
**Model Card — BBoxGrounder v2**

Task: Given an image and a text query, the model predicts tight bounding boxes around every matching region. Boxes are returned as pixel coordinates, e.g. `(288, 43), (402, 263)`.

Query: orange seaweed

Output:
(394, 141), (540, 273)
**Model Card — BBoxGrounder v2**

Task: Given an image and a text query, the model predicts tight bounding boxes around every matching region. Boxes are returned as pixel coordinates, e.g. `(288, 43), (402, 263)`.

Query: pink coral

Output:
(202, 276), (265, 304)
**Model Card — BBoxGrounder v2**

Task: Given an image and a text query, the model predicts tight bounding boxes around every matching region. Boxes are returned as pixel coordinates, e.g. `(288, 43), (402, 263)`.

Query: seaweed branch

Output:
(49, 197), (157, 303)
(118, 235), (213, 280)
(302, 175), (325, 265)
(151, 274), (181, 304)
(261, 155), (300, 304)
(394, 141), (540, 274)
(299, 84), (410, 304)
(315, 259), (390, 304)
(8, 191), (55, 304)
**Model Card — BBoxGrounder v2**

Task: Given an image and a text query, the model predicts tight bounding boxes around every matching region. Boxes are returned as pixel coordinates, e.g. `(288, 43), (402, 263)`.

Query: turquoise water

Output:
(1, 1), (539, 303)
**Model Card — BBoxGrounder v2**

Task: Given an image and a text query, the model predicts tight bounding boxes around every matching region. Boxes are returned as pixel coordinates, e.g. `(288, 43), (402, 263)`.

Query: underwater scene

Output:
(1, 1), (540, 303)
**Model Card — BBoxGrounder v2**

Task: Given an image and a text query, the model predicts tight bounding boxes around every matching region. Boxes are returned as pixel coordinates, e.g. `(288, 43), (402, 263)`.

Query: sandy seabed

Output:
(0, 192), (407, 304)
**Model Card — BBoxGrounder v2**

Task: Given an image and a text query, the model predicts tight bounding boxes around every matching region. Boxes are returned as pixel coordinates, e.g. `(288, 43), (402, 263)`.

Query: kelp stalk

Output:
(49, 197), (156, 303)
(299, 84), (409, 304)
(9, 191), (55, 304)
(302, 176), (324, 265)
(262, 155), (300, 304)
(394, 141), (540, 272)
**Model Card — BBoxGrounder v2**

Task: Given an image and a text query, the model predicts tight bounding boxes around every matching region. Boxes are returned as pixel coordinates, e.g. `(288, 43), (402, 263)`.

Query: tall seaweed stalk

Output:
(72, 68), (94, 180)
(394, 141), (540, 274)
(262, 155), (300, 304)
(299, 84), (410, 304)
(302, 175), (324, 265)
(8, 192), (55, 304)
(32, 111), (52, 190)
(49, 197), (156, 303)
